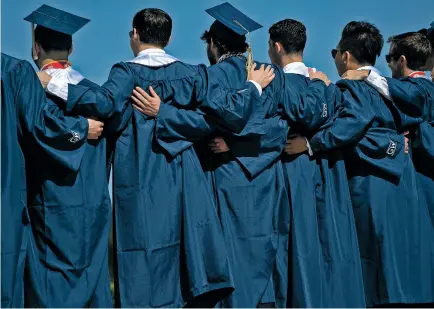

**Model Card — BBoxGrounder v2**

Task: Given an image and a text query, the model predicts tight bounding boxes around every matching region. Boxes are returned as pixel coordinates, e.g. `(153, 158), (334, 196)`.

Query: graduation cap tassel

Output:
(233, 19), (254, 77)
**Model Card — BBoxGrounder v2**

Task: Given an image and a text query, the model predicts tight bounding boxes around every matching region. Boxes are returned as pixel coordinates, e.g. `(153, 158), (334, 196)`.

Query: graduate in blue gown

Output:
(198, 4), (332, 307)
(1, 53), (92, 308)
(43, 8), (275, 308)
(345, 33), (434, 306)
(376, 31), (434, 229)
(22, 6), (113, 307)
(290, 22), (434, 307)
(267, 19), (365, 308)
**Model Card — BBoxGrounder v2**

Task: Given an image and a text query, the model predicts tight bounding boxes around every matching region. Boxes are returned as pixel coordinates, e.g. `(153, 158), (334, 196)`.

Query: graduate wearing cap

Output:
(289, 22), (434, 307)
(41, 7), (275, 308)
(22, 5), (112, 307)
(1, 53), (99, 308)
(198, 3), (334, 307)
(265, 19), (366, 308)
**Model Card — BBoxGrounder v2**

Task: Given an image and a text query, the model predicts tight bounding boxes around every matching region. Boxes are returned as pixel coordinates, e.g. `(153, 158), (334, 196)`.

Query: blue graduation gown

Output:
(198, 57), (329, 308)
(194, 57), (289, 308)
(309, 79), (434, 306)
(386, 77), (434, 227)
(1, 53), (88, 308)
(278, 74), (365, 308)
(64, 61), (261, 307)
(24, 76), (112, 308)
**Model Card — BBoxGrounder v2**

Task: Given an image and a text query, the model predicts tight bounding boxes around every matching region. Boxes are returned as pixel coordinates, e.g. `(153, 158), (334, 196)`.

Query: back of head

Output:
(418, 28), (434, 47)
(201, 21), (248, 55)
(133, 8), (172, 48)
(338, 21), (383, 65)
(269, 19), (306, 54)
(35, 26), (72, 52)
(388, 32), (431, 70)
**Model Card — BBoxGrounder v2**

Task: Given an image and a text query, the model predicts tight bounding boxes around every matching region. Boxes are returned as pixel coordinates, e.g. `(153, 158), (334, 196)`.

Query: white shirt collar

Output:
(43, 66), (84, 87)
(358, 65), (383, 76)
(360, 66), (391, 99)
(128, 48), (179, 67)
(282, 62), (316, 77)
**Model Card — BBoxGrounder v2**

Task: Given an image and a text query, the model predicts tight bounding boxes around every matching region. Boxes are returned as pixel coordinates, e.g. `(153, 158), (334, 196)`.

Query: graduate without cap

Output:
(266, 18), (365, 308)
(23, 5), (113, 307)
(38, 7), (275, 308)
(289, 21), (434, 307)
(1, 52), (101, 308)
(346, 31), (434, 255)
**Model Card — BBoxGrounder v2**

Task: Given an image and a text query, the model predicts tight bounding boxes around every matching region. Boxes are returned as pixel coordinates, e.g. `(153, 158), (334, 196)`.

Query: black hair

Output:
(417, 28), (434, 46)
(35, 26), (72, 52)
(201, 21), (248, 55)
(269, 19), (306, 54)
(388, 32), (431, 70)
(132, 8), (172, 48)
(338, 21), (383, 65)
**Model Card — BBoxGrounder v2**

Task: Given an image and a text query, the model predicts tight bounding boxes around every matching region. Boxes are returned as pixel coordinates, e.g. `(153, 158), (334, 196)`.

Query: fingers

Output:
(251, 62), (257, 71)
(148, 86), (159, 98)
(131, 91), (147, 109)
(131, 95), (152, 116)
(135, 86), (153, 101)
(264, 65), (272, 75)
(265, 66), (274, 77)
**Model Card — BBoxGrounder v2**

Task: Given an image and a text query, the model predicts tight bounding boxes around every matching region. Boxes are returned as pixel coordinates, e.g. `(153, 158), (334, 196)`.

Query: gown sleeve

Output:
(281, 79), (332, 131)
(308, 80), (375, 153)
(49, 62), (136, 134)
(155, 82), (264, 157)
(194, 64), (264, 134)
(232, 115), (289, 179)
(15, 60), (89, 172)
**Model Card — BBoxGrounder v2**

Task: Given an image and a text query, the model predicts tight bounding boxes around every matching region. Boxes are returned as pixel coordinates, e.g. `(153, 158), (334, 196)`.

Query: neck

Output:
(403, 67), (419, 78)
(279, 53), (303, 68)
(39, 57), (69, 70)
(348, 61), (373, 71)
(137, 44), (164, 54)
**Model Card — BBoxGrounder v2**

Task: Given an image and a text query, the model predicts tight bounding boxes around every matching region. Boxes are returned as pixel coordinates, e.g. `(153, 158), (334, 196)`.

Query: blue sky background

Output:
(2, 0), (434, 83)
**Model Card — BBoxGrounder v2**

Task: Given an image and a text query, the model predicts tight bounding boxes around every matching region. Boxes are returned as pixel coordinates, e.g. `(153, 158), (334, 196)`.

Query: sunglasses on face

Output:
(331, 49), (339, 59)
(385, 54), (400, 63)
(129, 30), (133, 38)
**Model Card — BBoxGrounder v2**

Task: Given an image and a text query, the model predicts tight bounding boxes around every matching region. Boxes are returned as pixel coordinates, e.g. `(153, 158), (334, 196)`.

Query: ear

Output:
(275, 42), (282, 54)
(34, 42), (42, 55)
(343, 51), (350, 64)
(68, 45), (73, 56)
(399, 55), (406, 66)
(167, 35), (172, 46)
(133, 28), (139, 41)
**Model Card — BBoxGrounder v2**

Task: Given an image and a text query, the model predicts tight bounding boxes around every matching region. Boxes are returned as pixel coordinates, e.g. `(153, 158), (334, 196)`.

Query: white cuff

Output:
(366, 71), (391, 100)
(248, 80), (262, 96)
(305, 137), (313, 156)
(46, 76), (69, 101)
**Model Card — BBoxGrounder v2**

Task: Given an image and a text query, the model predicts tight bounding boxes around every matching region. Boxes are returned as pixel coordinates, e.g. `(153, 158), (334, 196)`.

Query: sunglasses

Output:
(385, 54), (400, 63)
(129, 30), (133, 38)
(331, 49), (340, 59)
